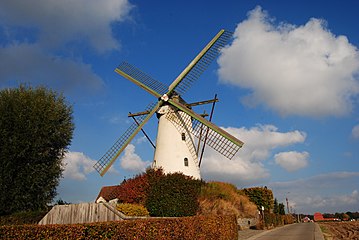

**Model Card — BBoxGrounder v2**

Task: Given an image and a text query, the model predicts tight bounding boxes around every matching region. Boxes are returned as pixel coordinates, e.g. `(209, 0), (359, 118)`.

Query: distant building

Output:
(314, 212), (324, 221)
(313, 212), (339, 222)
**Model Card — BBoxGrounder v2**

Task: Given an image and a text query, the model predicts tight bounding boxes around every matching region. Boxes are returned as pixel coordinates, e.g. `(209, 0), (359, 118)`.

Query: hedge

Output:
(146, 172), (203, 217)
(0, 215), (238, 239)
(0, 211), (47, 226)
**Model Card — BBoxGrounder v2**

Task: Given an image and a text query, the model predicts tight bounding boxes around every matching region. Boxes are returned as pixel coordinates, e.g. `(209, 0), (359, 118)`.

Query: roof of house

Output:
(314, 212), (324, 221)
(95, 185), (121, 202)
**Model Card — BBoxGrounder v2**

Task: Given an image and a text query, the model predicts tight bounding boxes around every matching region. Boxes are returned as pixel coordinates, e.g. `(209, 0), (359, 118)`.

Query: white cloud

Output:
(62, 151), (97, 181)
(120, 144), (151, 172)
(270, 172), (359, 213)
(0, 0), (132, 52)
(218, 6), (359, 117)
(292, 190), (359, 213)
(0, 0), (132, 92)
(352, 124), (359, 138)
(274, 151), (309, 172)
(201, 124), (306, 185)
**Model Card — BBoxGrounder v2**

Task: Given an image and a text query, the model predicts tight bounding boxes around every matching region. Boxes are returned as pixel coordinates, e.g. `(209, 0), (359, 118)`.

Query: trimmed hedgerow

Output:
(0, 211), (48, 226)
(115, 168), (164, 205)
(0, 215), (238, 239)
(116, 203), (149, 216)
(146, 172), (204, 217)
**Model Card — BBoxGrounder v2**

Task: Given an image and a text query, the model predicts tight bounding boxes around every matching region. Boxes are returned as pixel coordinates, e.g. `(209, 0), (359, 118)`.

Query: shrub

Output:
(116, 172), (150, 205)
(113, 168), (164, 205)
(0, 211), (48, 226)
(146, 172), (203, 217)
(116, 203), (149, 216)
(198, 182), (258, 218)
(200, 181), (236, 201)
(0, 215), (238, 239)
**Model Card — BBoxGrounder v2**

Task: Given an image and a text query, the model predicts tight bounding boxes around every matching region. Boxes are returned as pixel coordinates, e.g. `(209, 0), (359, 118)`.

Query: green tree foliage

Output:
(145, 171), (203, 217)
(278, 203), (286, 215)
(242, 187), (274, 213)
(0, 85), (74, 215)
(273, 198), (279, 214)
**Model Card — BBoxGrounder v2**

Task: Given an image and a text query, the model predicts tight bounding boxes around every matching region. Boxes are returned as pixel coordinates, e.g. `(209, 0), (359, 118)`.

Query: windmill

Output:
(94, 29), (244, 179)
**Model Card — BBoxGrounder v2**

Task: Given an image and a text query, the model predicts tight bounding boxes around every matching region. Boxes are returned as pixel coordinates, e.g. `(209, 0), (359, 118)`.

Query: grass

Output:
(198, 181), (258, 218)
(319, 225), (333, 240)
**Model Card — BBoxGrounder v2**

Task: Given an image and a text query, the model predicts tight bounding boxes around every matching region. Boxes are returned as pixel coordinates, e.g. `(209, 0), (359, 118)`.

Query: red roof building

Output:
(313, 212), (340, 222)
(314, 212), (324, 221)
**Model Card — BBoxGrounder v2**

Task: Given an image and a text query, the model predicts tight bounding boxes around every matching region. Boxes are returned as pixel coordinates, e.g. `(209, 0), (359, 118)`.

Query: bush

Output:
(0, 215), (238, 239)
(200, 182), (237, 201)
(262, 213), (294, 229)
(0, 211), (48, 226)
(198, 182), (258, 218)
(146, 172), (203, 217)
(116, 203), (149, 216)
(116, 172), (150, 205)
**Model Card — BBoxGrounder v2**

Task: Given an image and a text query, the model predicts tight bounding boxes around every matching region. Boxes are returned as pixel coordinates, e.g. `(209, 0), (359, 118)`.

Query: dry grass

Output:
(319, 221), (359, 240)
(198, 182), (258, 218)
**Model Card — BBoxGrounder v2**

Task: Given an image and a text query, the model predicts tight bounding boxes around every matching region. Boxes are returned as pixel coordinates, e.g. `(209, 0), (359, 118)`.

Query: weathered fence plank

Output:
(38, 202), (123, 225)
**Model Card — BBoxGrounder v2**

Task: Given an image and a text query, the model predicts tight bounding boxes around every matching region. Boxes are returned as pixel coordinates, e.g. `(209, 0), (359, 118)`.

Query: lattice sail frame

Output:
(172, 30), (233, 96)
(116, 62), (168, 97)
(93, 102), (157, 175)
(165, 108), (240, 159)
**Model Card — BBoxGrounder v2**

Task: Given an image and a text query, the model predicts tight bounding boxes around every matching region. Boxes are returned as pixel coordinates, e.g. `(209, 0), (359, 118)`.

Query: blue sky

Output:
(1, 1), (358, 214)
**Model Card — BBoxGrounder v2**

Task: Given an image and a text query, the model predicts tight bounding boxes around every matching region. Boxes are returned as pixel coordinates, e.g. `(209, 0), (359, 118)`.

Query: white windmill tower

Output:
(94, 29), (244, 179)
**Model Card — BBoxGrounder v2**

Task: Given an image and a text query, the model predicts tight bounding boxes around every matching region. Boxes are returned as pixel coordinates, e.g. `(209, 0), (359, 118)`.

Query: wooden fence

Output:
(38, 202), (124, 225)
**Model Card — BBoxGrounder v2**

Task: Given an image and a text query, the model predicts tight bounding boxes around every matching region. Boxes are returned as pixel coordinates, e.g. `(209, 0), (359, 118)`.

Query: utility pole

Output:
(286, 197), (290, 214)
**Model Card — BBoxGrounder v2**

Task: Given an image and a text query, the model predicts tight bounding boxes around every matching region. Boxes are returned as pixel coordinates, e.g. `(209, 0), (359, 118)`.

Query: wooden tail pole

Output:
(199, 94), (217, 167)
(129, 112), (156, 149)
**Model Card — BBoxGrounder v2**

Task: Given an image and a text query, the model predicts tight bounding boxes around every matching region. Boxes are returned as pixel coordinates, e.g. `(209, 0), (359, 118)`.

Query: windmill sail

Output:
(115, 62), (168, 98)
(168, 29), (233, 96)
(94, 101), (161, 176)
(167, 99), (243, 159)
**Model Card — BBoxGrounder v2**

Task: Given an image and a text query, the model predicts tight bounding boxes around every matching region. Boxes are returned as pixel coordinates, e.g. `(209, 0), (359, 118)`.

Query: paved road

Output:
(243, 223), (324, 240)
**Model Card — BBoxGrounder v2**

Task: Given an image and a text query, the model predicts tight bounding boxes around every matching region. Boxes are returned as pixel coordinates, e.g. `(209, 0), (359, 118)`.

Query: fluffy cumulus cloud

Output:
(0, 0), (132, 52)
(201, 124), (306, 185)
(274, 151), (309, 172)
(120, 144), (151, 172)
(352, 124), (359, 139)
(218, 6), (359, 117)
(0, 0), (132, 91)
(62, 151), (97, 181)
(270, 172), (359, 213)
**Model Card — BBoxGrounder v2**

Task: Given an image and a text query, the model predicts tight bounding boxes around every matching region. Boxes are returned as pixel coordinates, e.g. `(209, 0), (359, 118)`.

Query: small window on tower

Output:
(181, 133), (186, 141)
(184, 157), (189, 167)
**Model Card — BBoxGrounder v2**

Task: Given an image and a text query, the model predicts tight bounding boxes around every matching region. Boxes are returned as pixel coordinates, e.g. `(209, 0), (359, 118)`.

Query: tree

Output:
(273, 198), (279, 214)
(278, 203), (285, 215)
(0, 85), (74, 215)
(243, 187), (274, 213)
